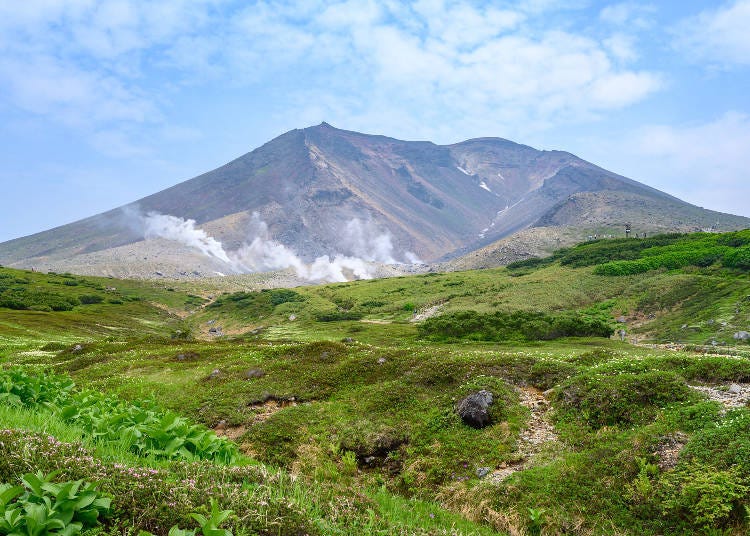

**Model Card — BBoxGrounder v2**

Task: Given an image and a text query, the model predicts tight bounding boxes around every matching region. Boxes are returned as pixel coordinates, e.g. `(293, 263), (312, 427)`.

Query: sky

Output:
(1, 0), (749, 242)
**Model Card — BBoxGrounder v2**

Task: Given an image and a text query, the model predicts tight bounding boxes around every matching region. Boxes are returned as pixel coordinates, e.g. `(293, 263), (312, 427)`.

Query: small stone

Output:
(208, 369), (221, 379)
(476, 467), (491, 479)
(733, 331), (750, 341)
(616, 316), (627, 323)
(245, 368), (265, 379)
(71, 344), (83, 353)
(377, 357), (387, 365)
(729, 384), (742, 395)
(215, 420), (227, 430)
(341, 337), (354, 343)
(288, 314), (297, 321)
(364, 456), (376, 465)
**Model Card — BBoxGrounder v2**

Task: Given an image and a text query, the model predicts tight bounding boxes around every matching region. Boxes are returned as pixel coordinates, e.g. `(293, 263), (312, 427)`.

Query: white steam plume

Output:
(135, 209), (414, 282)
(143, 212), (234, 266)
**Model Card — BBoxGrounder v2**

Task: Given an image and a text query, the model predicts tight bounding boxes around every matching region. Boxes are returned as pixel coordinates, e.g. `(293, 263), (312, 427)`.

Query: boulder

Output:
(729, 383), (743, 395)
(733, 331), (750, 341)
(456, 390), (494, 428)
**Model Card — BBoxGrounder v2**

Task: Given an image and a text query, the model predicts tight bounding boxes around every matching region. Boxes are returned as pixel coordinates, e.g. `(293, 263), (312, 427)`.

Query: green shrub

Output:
(556, 371), (697, 428)
(657, 463), (748, 529)
(681, 410), (750, 472)
(417, 310), (613, 342)
(723, 247), (750, 270)
(78, 294), (104, 305)
(315, 311), (364, 322)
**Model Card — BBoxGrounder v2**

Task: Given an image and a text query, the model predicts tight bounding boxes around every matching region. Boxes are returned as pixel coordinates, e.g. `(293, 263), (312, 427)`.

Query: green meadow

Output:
(1, 231), (750, 535)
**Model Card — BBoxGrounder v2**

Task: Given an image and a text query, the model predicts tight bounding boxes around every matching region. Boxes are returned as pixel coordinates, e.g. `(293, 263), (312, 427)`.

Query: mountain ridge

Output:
(2, 122), (748, 278)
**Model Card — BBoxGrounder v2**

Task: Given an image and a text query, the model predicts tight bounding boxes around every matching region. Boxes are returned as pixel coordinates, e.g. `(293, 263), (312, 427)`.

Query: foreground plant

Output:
(0, 470), (111, 536)
(138, 499), (233, 536)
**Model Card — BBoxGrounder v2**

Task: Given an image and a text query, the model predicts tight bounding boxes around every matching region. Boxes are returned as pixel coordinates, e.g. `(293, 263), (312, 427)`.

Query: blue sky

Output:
(1, 0), (749, 242)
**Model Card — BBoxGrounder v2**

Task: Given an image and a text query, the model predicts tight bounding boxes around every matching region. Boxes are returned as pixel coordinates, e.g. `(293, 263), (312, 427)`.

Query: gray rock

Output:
(208, 326), (223, 335)
(71, 344), (83, 353)
(729, 383), (743, 395)
(341, 337), (354, 343)
(288, 314), (297, 321)
(734, 331), (750, 340)
(377, 357), (387, 365)
(476, 467), (491, 479)
(208, 369), (221, 379)
(456, 390), (494, 428)
(244, 368), (265, 379)
(616, 316), (627, 323)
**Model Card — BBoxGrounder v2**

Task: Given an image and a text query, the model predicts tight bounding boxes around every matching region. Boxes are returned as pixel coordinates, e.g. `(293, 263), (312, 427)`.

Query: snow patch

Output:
(479, 181), (492, 192)
(457, 166), (472, 175)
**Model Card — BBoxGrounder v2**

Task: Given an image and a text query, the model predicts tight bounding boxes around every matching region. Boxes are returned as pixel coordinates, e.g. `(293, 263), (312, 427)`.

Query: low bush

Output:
(555, 371), (697, 428)
(418, 310), (613, 342)
(315, 311), (364, 322)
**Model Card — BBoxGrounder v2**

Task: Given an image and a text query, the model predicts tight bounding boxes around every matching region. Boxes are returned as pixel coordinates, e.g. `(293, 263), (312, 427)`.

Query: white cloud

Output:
(599, 3), (655, 28)
(0, 0), (664, 157)
(603, 33), (639, 62)
(583, 112), (750, 218)
(674, 0), (750, 66)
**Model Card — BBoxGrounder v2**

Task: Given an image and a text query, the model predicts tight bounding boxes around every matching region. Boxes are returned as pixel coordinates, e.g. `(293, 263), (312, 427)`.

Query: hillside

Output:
(1, 123), (748, 279)
(2, 230), (750, 535)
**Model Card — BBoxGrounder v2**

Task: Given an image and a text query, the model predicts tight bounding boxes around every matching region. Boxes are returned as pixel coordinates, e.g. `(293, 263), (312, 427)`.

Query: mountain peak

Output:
(1, 125), (748, 278)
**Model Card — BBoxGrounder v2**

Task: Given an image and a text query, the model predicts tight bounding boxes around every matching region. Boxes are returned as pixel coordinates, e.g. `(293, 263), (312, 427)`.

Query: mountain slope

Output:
(1, 122), (748, 277)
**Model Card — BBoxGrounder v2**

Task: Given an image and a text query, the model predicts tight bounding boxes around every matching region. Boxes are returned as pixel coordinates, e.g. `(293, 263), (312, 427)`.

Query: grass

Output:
(2, 230), (750, 534)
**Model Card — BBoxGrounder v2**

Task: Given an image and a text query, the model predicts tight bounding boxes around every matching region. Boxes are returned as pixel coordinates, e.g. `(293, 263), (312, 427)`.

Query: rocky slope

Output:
(1, 123), (748, 278)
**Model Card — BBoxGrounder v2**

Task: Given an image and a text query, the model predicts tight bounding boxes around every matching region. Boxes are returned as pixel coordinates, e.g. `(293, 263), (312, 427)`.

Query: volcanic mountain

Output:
(1, 122), (748, 278)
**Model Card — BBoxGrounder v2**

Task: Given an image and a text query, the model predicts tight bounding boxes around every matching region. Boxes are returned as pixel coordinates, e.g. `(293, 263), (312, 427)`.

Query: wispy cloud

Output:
(673, 0), (750, 67)
(584, 112), (750, 217)
(0, 0), (664, 151)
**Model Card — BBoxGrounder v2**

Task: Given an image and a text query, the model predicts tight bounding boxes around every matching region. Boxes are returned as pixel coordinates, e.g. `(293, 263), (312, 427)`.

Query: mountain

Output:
(1, 122), (748, 278)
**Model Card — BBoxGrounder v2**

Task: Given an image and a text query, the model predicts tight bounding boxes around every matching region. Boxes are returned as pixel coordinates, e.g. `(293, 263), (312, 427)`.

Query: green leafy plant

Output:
(0, 471), (110, 536)
(139, 500), (233, 536)
(0, 369), (238, 463)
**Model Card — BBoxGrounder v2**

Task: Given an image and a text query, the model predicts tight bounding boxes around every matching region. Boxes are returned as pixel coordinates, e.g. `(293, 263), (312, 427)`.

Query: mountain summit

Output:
(1, 123), (748, 277)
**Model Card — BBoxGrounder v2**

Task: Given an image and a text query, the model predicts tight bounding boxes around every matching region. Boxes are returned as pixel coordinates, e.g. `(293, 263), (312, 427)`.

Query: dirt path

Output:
(410, 302), (445, 322)
(488, 386), (558, 482)
(689, 382), (750, 409)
